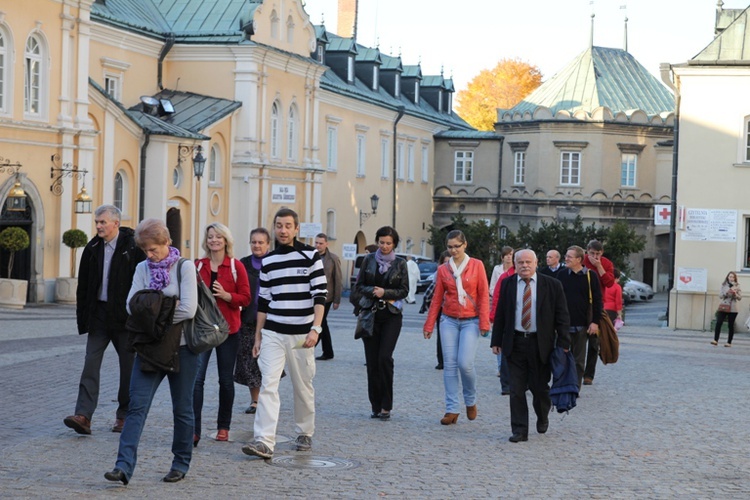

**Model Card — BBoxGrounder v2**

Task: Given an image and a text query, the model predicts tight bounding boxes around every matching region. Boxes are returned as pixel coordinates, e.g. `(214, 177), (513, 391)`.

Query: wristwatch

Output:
(311, 325), (322, 334)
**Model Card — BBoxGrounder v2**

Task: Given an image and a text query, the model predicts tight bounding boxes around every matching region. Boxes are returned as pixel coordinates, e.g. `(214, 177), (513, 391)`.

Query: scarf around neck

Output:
(450, 254), (471, 306)
(375, 249), (396, 274)
(147, 246), (181, 291)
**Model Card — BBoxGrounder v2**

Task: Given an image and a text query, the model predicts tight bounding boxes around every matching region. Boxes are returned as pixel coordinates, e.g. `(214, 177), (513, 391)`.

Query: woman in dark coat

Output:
(353, 226), (409, 420)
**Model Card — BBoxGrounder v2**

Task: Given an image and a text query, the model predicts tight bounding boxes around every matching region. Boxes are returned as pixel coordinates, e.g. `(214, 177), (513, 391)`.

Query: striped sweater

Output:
(258, 240), (328, 335)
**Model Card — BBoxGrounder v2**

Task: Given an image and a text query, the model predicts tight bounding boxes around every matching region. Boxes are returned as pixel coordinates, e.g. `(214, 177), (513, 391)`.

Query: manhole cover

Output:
(268, 456), (359, 470)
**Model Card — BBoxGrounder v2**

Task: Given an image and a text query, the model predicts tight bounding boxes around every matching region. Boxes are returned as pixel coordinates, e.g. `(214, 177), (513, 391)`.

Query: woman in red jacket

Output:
(423, 230), (490, 425)
(193, 223), (251, 445)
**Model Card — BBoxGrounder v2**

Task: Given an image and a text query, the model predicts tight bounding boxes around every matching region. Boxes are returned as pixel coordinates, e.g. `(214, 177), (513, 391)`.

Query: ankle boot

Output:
(440, 413), (459, 425)
(466, 405), (477, 421)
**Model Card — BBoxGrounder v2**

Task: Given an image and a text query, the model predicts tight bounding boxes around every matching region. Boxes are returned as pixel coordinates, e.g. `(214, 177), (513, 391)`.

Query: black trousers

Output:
(583, 332), (599, 381)
(715, 311), (738, 344)
(74, 301), (134, 420)
(569, 327), (587, 388)
(316, 302), (335, 358)
(508, 334), (551, 437)
(362, 310), (402, 413)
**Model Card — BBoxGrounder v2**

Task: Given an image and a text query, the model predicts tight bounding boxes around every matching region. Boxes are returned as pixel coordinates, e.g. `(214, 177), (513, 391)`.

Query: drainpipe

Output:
(139, 133), (150, 220)
(660, 63), (679, 322)
(158, 34), (175, 90)
(392, 106), (405, 228)
(495, 135), (504, 228)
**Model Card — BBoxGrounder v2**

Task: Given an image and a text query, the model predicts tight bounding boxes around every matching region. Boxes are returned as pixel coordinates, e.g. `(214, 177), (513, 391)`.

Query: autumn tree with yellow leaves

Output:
(456, 58), (543, 131)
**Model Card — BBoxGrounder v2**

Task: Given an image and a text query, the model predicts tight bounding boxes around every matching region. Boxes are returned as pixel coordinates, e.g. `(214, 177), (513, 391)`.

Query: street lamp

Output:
(0, 157), (26, 212)
(178, 144), (206, 179)
(50, 154), (92, 214)
(359, 194), (380, 227)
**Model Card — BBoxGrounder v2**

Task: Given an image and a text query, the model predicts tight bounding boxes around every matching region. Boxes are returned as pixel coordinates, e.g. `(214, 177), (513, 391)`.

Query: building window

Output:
(420, 239), (427, 256)
(395, 74), (401, 98)
(745, 118), (750, 162)
(104, 76), (119, 101)
(347, 56), (354, 83)
(381, 138), (390, 178)
(414, 81), (420, 104)
(560, 151), (580, 186)
(514, 151), (526, 185)
(270, 10), (279, 39)
(326, 209), (336, 240)
(407, 144), (415, 182)
(0, 28), (9, 113)
(286, 15), (294, 43)
(454, 150), (473, 183)
(397, 142), (405, 180)
(500, 226), (508, 240)
(114, 172), (124, 211)
(356, 134), (366, 177)
(621, 153), (637, 187)
(316, 45), (325, 64)
(372, 66), (379, 91)
(173, 166), (183, 188)
(270, 101), (280, 159)
(287, 105), (298, 161)
(24, 34), (43, 116)
(327, 126), (338, 171)
(421, 146), (429, 183)
(209, 144), (220, 185)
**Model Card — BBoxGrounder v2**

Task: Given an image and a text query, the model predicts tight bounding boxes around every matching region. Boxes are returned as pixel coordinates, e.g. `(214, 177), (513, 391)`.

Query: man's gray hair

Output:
(95, 204), (121, 222)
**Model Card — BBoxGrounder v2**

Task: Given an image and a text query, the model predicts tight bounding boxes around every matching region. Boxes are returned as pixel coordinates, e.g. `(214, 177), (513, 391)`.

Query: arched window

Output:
(0, 27), (10, 114)
(270, 101), (280, 159)
(270, 10), (279, 39)
(24, 34), (44, 116)
(113, 170), (129, 215)
(326, 209), (336, 240)
(287, 105), (298, 161)
(286, 15), (294, 43)
(209, 144), (221, 185)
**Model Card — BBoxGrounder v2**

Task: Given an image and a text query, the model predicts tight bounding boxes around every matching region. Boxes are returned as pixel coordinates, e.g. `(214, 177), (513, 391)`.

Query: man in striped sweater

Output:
(242, 208), (327, 459)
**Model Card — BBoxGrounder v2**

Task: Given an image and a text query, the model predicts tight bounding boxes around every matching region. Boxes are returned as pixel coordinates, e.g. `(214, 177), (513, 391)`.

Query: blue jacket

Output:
(549, 347), (578, 413)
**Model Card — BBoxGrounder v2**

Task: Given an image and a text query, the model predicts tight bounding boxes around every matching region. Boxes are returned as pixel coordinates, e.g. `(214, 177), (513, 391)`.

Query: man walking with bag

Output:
(242, 208), (327, 459)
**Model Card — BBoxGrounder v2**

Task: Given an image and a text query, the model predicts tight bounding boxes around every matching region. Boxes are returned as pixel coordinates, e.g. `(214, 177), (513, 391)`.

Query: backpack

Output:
(176, 258), (230, 354)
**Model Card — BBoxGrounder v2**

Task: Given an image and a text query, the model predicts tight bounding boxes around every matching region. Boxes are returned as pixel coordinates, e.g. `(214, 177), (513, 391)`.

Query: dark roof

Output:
(435, 130), (501, 140)
(691, 5), (750, 63)
(508, 46), (674, 117)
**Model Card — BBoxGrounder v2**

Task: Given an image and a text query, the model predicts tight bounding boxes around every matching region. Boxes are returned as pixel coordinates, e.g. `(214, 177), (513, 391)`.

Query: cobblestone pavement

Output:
(1, 296), (749, 498)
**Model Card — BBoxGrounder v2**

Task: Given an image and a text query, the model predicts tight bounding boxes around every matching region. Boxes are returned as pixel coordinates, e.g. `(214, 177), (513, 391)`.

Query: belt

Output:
(514, 330), (536, 337)
(442, 314), (478, 321)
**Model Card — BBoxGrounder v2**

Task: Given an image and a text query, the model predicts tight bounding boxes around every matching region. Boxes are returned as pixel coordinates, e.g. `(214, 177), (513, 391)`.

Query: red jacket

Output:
(583, 254), (615, 289)
(603, 282), (623, 313)
(423, 258), (490, 333)
(196, 256), (251, 334)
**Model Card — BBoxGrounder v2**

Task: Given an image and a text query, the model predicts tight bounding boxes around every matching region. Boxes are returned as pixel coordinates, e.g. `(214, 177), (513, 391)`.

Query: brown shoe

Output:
(583, 377), (593, 385)
(466, 405), (477, 421)
(111, 418), (125, 433)
(440, 413), (459, 425)
(64, 414), (92, 435)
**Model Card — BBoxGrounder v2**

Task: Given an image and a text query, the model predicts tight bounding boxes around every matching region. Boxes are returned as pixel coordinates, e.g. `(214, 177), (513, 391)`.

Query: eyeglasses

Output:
(447, 243), (464, 250)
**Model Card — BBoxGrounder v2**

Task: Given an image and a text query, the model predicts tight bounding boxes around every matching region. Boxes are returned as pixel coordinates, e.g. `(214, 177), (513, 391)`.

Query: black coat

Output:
(127, 290), (181, 373)
(491, 273), (572, 363)
(76, 226), (145, 334)
(351, 254), (409, 315)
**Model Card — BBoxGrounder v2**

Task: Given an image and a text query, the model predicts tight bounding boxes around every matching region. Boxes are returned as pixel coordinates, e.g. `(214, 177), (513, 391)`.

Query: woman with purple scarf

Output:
(353, 226), (409, 420)
(104, 218), (198, 485)
(234, 227), (271, 414)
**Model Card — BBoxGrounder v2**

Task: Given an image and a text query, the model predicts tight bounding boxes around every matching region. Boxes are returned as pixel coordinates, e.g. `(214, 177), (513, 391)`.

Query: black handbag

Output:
(354, 297), (376, 340)
(176, 259), (230, 353)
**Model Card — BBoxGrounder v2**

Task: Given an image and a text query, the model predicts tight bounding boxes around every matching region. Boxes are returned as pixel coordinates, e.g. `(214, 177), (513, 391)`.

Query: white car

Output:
(622, 276), (654, 302)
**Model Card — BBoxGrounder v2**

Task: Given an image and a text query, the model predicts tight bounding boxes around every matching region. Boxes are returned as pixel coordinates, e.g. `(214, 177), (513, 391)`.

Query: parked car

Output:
(417, 261), (438, 292)
(349, 253), (433, 288)
(622, 274), (654, 302)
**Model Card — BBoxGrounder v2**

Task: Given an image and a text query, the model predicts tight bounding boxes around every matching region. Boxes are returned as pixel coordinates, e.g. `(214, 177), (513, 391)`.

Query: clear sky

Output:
(302, 0), (744, 93)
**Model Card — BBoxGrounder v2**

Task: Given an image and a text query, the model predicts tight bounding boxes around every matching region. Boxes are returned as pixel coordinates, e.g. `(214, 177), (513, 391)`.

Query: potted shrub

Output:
(56, 229), (88, 304)
(0, 226), (30, 309)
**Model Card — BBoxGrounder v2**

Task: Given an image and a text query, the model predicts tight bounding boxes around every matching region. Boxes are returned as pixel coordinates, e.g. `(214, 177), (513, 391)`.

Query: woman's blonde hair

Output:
(134, 218), (171, 248)
(202, 222), (234, 258)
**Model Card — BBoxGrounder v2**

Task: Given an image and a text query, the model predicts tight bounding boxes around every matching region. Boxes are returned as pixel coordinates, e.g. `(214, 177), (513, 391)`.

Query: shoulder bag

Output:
(177, 258), (230, 353)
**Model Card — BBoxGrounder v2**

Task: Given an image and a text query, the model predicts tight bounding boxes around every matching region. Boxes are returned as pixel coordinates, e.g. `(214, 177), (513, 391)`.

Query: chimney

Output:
(337, 0), (358, 39)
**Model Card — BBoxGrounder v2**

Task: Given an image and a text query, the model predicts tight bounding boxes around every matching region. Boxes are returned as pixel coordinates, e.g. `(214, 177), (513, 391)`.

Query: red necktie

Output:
(522, 278), (532, 331)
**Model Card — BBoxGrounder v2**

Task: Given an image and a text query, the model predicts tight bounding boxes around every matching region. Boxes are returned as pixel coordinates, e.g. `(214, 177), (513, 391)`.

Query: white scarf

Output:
(450, 254), (470, 306)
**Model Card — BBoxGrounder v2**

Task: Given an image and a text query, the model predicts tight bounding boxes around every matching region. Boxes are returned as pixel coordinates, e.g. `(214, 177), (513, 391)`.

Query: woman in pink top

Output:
(423, 230), (489, 425)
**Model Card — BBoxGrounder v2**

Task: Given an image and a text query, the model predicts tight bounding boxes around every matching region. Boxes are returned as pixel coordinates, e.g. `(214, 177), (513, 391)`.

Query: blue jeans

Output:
(114, 347), (199, 482)
(439, 316), (480, 413)
(193, 333), (240, 436)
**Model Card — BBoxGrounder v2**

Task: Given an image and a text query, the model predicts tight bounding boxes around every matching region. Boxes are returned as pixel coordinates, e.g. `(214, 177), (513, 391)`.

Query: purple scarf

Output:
(147, 246), (181, 291)
(375, 249), (396, 274)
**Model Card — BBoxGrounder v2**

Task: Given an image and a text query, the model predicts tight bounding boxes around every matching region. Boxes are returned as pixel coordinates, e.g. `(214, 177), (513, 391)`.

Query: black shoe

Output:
(370, 412), (381, 418)
(378, 411), (391, 421)
(537, 420), (549, 434)
(435, 364), (443, 370)
(501, 390), (510, 396)
(509, 434), (528, 443)
(162, 470), (185, 483)
(104, 468), (128, 485)
(316, 355), (333, 361)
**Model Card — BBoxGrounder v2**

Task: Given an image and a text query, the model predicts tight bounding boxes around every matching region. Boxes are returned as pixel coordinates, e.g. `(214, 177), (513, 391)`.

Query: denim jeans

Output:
(114, 346), (199, 482)
(193, 332), (240, 437)
(439, 316), (480, 413)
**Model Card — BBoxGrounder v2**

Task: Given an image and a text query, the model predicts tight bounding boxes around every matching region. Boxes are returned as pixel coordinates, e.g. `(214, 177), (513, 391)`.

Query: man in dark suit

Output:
(491, 249), (571, 443)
